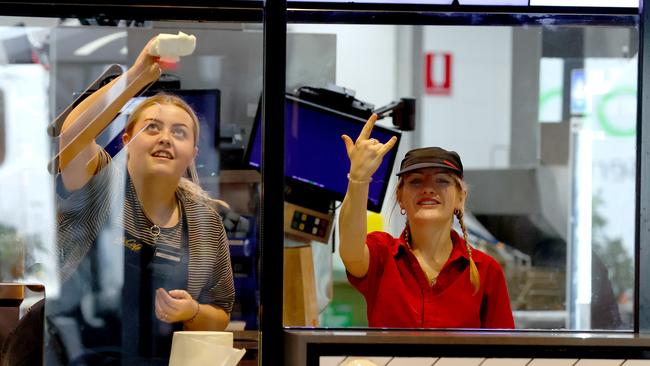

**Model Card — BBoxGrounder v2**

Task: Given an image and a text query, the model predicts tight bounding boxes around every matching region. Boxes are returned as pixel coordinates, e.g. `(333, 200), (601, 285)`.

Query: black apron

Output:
(121, 208), (189, 365)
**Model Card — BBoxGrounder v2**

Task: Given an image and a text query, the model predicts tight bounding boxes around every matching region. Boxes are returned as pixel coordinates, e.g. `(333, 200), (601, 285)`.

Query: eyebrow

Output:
(406, 172), (452, 178)
(142, 118), (191, 128)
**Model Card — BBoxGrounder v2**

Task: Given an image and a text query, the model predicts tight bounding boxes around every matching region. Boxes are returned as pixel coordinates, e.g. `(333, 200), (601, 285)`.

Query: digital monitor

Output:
(247, 95), (401, 213)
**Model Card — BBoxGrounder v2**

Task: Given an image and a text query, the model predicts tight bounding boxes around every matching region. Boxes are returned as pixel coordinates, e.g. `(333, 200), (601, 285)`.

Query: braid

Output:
(456, 209), (480, 294)
(405, 221), (411, 247)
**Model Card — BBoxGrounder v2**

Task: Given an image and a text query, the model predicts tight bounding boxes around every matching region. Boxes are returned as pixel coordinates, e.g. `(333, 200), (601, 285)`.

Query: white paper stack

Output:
(168, 331), (246, 366)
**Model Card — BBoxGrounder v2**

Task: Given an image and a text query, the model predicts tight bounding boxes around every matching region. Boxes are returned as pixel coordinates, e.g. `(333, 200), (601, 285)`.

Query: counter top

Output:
(285, 328), (650, 347)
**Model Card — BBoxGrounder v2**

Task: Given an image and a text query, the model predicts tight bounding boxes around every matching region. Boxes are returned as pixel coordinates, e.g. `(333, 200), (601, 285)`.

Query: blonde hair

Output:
(124, 93), (225, 211)
(125, 93), (200, 146)
(396, 173), (480, 294)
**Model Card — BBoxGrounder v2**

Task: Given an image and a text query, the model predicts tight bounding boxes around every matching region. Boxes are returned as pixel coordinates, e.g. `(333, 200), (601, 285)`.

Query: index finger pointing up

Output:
(356, 113), (378, 143)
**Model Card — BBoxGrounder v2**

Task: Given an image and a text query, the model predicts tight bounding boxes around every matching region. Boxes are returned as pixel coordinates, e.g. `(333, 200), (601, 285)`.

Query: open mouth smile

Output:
(151, 150), (174, 160)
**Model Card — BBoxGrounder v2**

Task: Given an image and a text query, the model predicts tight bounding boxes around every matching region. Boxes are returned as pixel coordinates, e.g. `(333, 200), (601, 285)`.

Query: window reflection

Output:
(0, 17), (262, 364)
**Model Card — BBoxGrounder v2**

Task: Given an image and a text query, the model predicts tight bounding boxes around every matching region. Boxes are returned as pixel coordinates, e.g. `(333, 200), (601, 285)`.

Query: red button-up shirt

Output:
(347, 230), (515, 329)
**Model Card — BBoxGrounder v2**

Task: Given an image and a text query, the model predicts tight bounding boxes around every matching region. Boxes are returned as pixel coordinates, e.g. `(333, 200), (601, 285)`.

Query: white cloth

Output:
(168, 331), (245, 366)
(148, 31), (196, 62)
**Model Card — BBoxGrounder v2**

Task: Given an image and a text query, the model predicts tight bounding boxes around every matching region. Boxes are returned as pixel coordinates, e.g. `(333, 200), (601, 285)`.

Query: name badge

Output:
(155, 250), (181, 262)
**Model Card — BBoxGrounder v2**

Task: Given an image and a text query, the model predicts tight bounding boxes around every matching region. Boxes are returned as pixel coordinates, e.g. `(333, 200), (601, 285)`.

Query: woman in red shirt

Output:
(339, 114), (514, 329)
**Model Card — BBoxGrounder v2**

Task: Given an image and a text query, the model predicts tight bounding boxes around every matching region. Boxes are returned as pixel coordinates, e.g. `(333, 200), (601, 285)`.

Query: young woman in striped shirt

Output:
(54, 36), (234, 362)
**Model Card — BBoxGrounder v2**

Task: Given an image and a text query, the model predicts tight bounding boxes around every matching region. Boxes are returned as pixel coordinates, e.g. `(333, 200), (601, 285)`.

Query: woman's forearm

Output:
(59, 66), (159, 171)
(338, 115), (395, 278)
(339, 180), (371, 277)
(183, 303), (230, 331)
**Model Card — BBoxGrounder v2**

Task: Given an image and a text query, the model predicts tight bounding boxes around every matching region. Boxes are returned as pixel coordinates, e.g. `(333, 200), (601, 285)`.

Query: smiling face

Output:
(397, 168), (466, 226)
(122, 99), (198, 181)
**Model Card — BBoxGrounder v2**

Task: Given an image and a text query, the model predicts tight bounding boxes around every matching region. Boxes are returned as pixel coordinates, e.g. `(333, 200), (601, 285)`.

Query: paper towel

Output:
(148, 31), (197, 62)
(168, 331), (246, 366)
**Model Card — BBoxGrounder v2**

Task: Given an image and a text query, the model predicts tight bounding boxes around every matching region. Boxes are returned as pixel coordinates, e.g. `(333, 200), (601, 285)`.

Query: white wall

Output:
(288, 24), (398, 111)
(420, 26), (513, 169)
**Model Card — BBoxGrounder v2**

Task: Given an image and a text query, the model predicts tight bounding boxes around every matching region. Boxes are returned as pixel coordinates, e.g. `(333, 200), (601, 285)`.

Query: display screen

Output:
(247, 95), (401, 212)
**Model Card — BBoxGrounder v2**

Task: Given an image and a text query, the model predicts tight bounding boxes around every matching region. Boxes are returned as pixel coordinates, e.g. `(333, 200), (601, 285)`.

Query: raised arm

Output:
(339, 114), (397, 278)
(58, 38), (162, 191)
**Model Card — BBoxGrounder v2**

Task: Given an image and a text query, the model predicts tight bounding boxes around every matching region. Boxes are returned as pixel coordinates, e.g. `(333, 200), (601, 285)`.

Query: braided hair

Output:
(454, 203), (480, 294)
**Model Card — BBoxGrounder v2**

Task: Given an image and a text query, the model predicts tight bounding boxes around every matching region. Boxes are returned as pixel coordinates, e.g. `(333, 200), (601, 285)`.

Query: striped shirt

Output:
(56, 150), (235, 313)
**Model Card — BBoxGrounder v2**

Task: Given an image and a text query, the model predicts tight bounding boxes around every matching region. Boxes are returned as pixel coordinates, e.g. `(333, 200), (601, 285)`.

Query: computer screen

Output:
(247, 95), (401, 212)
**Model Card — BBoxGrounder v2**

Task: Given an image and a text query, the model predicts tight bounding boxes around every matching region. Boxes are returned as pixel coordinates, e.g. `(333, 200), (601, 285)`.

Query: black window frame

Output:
(0, 1), (648, 365)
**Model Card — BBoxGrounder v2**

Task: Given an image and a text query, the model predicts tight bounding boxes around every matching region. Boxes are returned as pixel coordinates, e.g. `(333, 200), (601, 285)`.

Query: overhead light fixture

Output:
(73, 31), (126, 56)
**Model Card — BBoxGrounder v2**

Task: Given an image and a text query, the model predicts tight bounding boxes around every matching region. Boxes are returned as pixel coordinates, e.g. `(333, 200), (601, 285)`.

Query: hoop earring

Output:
(400, 208), (406, 215)
(454, 209), (461, 216)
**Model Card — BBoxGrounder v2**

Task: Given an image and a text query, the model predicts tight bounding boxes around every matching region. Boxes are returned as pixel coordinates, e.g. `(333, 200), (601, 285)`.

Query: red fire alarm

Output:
(425, 52), (452, 96)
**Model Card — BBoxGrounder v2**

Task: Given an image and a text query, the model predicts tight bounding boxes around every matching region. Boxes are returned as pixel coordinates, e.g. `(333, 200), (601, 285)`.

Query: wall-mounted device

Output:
(284, 202), (334, 243)
(374, 97), (416, 131)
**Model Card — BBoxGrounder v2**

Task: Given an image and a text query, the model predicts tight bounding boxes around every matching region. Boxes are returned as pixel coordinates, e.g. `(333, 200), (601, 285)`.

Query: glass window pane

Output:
(0, 16), (262, 364)
(283, 22), (637, 331)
